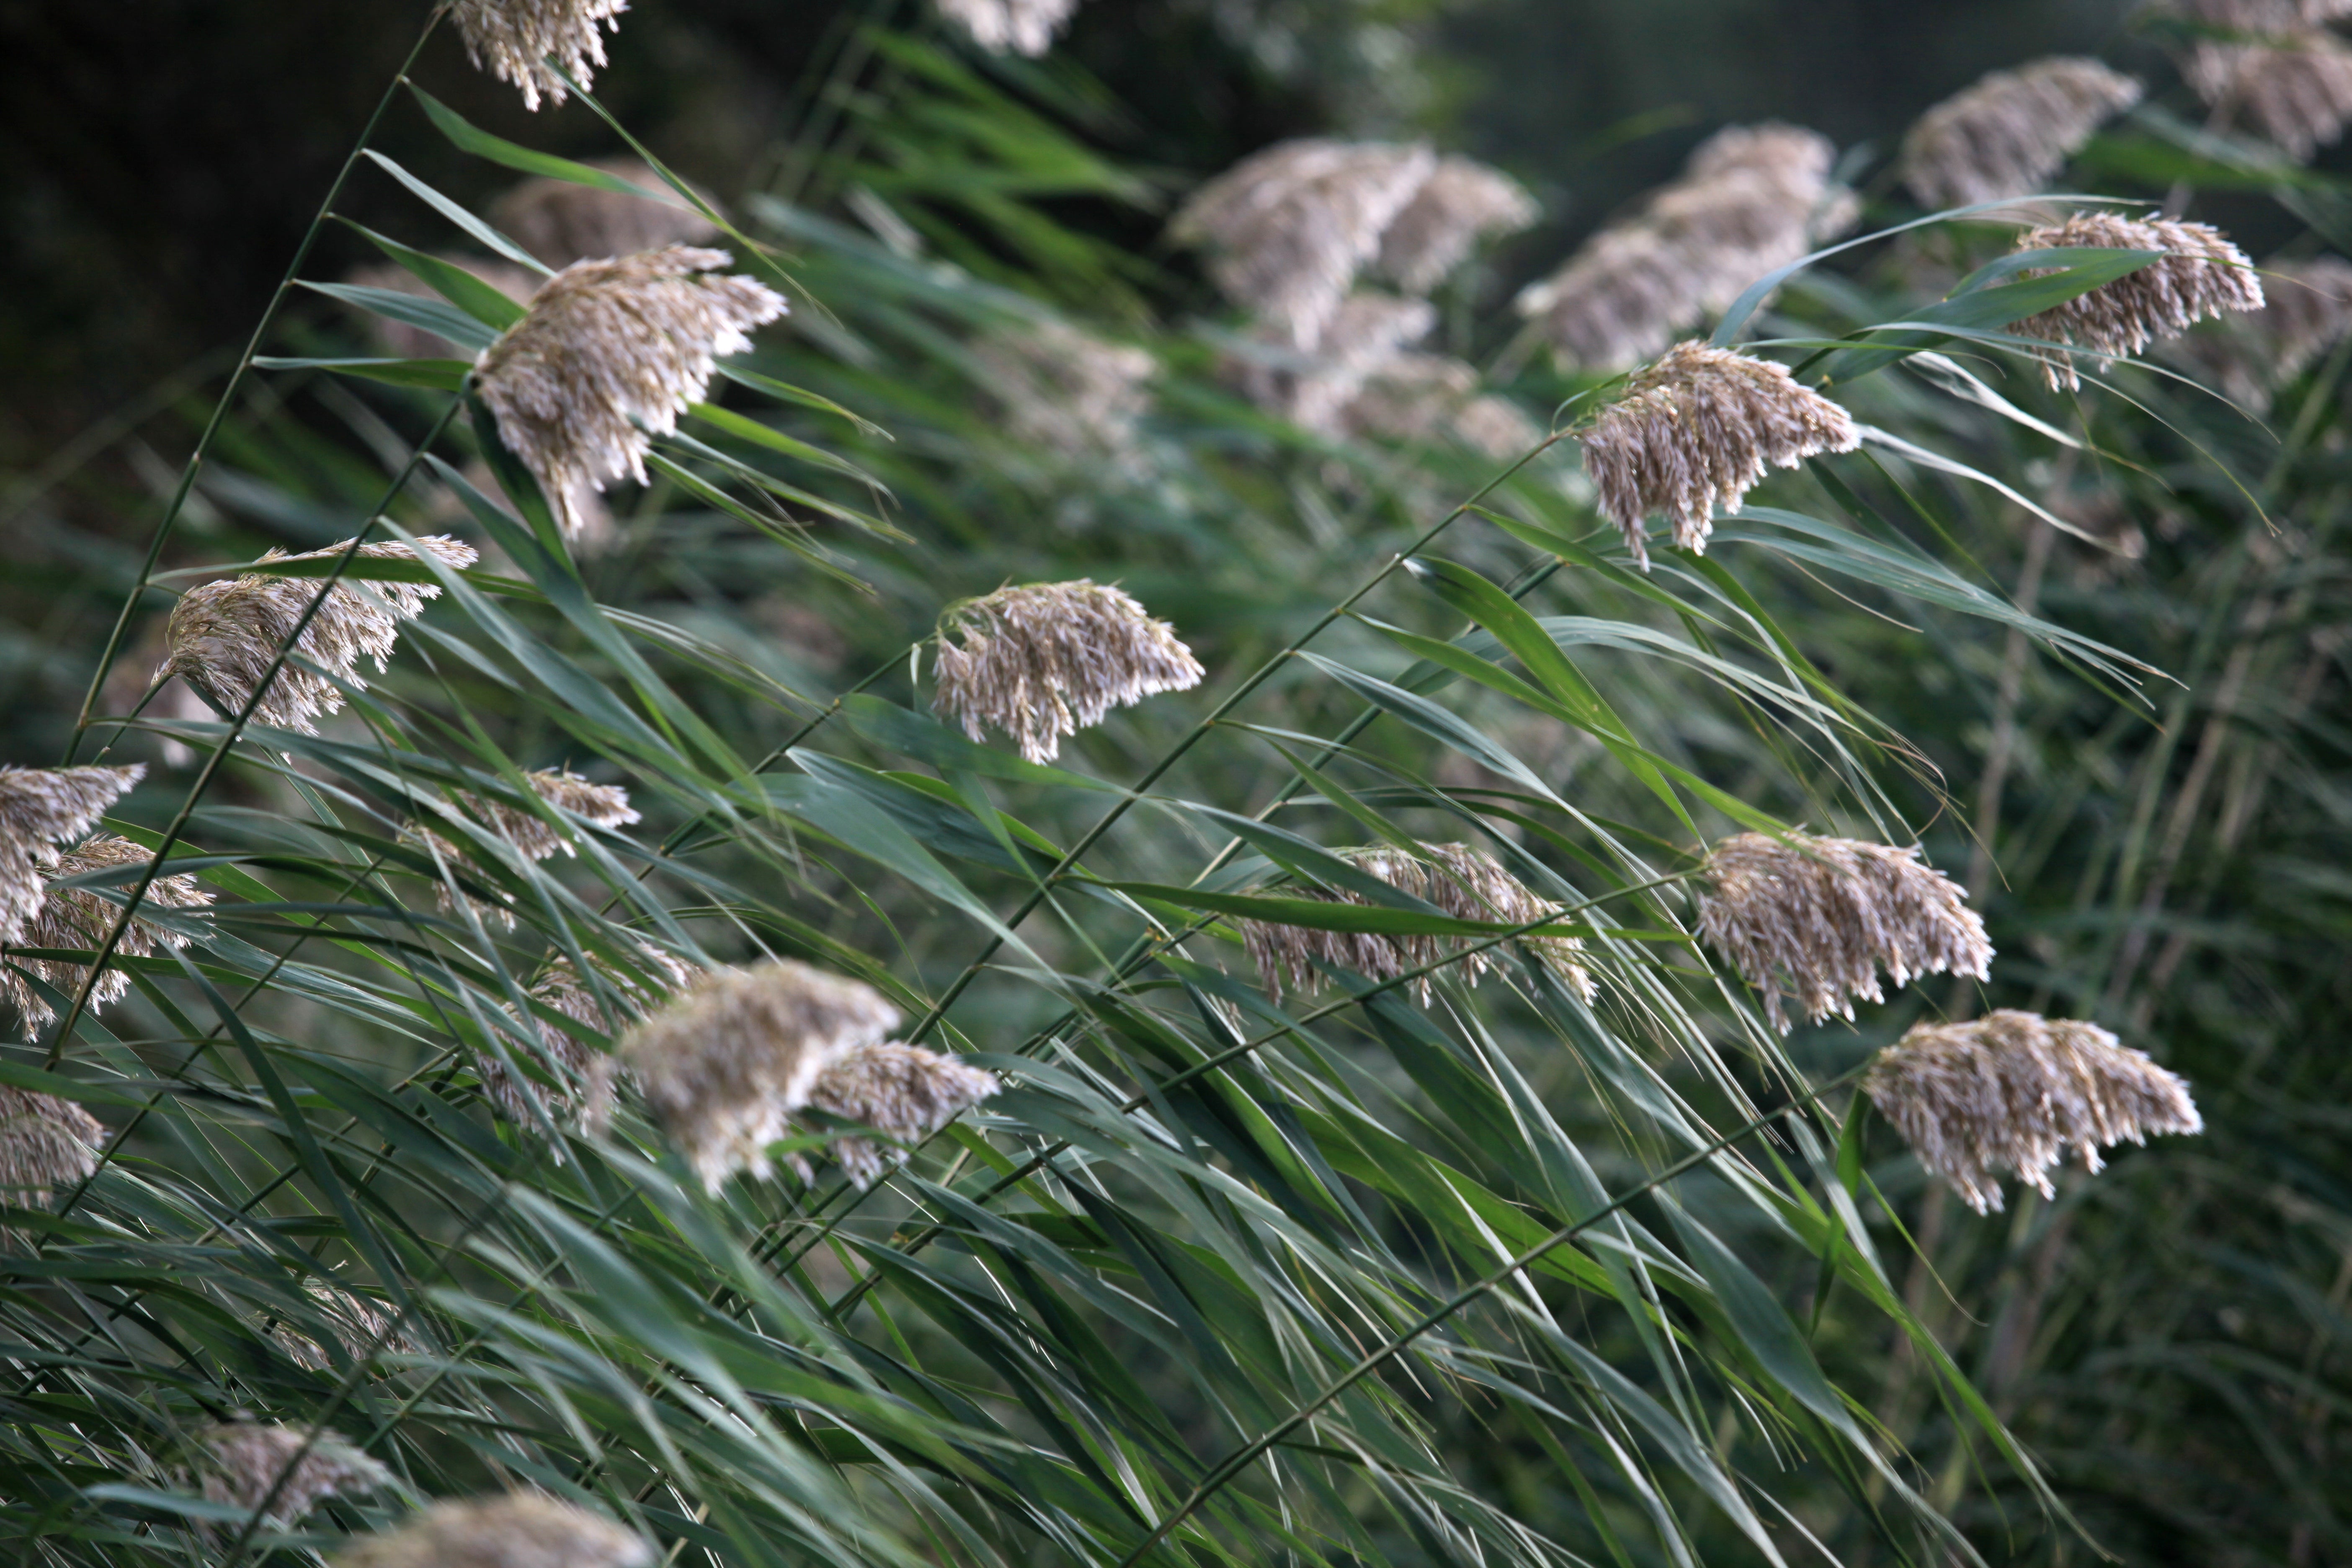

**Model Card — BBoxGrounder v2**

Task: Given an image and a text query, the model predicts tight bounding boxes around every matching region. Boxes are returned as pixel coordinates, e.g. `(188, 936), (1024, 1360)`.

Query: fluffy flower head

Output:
(194, 1423), (389, 1529)
(331, 1493), (651, 1568)
(0, 1086), (104, 1205)
(1375, 155), (1538, 294)
(973, 318), (1157, 460)
(619, 958), (899, 1190)
(1864, 1010), (2202, 1213)
(451, 0), (628, 111)
(158, 537), (477, 733)
(1697, 831), (1992, 1033)
(1901, 58), (2143, 209)
(474, 247), (786, 540)
(1237, 291), (1437, 433)
(802, 1041), (1001, 1189)
(3, 836), (213, 1026)
(2187, 25), (2352, 159)
(483, 943), (696, 1135)
(0, 763), (142, 944)
(271, 1282), (418, 1373)
(2011, 212), (2264, 388)
(932, 581), (1204, 764)
(1242, 841), (1595, 1005)
(1580, 342), (1858, 568)
(935, 0), (1080, 53)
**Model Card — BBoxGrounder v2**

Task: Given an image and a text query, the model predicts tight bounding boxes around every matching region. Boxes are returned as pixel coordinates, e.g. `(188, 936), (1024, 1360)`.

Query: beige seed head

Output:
(1902, 58), (2144, 209)
(1697, 831), (1992, 1034)
(194, 1423), (389, 1529)
(2170, 254), (2352, 406)
(0, 1086), (104, 1205)
(1341, 352), (1545, 459)
(972, 318), (1158, 460)
(0, 763), (143, 946)
(462, 769), (641, 862)
(3, 836), (214, 1027)
(157, 537), (478, 734)
(449, 0), (628, 111)
(1238, 291), (1437, 434)
(1579, 342), (1859, 569)
(488, 161), (719, 269)
(1172, 139), (1439, 347)
(934, 0), (1081, 54)
(331, 1493), (651, 1568)
(618, 959), (899, 1191)
(483, 943), (696, 1135)
(1374, 155), (1538, 294)
(2186, 26), (2352, 159)
(2011, 212), (2265, 389)
(801, 1040), (1001, 1189)
(474, 247), (786, 540)
(1863, 1010), (2202, 1214)
(931, 581), (1204, 764)
(1241, 841), (1596, 1005)
(271, 1282), (418, 1373)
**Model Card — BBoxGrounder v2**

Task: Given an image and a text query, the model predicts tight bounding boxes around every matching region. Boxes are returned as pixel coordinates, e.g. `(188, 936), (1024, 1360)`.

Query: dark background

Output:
(0, 0), (2142, 470)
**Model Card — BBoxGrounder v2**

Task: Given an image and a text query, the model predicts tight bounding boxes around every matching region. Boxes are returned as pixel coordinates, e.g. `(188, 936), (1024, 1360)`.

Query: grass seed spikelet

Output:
(618, 959), (900, 1191)
(1242, 841), (1596, 1004)
(0, 1087), (104, 1205)
(1901, 58), (2143, 208)
(802, 1041), (1001, 1189)
(0, 763), (142, 945)
(451, 0), (629, 111)
(1697, 831), (1993, 1033)
(1863, 1010), (2202, 1213)
(474, 246), (786, 540)
(3, 836), (213, 1026)
(158, 538), (477, 733)
(193, 1423), (389, 1529)
(1580, 342), (1858, 569)
(330, 1493), (651, 1568)
(2012, 212), (2264, 389)
(931, 581), (1204, 763)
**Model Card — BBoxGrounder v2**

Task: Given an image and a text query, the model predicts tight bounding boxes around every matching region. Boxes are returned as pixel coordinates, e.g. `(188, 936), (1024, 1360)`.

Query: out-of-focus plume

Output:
(935, 0), (1081, 54)
(1375, 155), (1538, 293)
(1901, 58), (2143, 208)
(330, 1493), (651, 1568)
(191, 1423), (389, 1530)
(344, 259), (545, 361)
(972, 318), (1158, 461)
(483, 944), (696, 1135)
(488, 161), (719, 269)
(799, 1041), (1000, 1189)
(2169, 253), (2352, 405)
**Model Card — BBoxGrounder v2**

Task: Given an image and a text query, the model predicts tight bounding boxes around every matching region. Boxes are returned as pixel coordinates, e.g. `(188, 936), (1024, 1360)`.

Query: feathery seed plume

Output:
(935, 0), (1081, 54)
(2171, 254), (2352, 405)
(972, 319), (1158, 459)
(1579, 342), (1858, 569)
(331, 1493), (651, 1568)
(619, 958), (899, 1191)
(2186, 25), (2352, 159)
(0, 763), (142, 945)
(0, 1087), (104, 1204)
(462, 769), (640, 862)
(1901, 58), (2144, 209)
(1863, 1010), (2202, 1213)
(1341, 352), (1546, 459)
(801, 1041), (1001, 1189)
(1172, 139), (1438, 347)
(484, 944), (696, 1134)
(193, 1423), (389, 1529)
(1375, 155), (1538, 294)
(3, 837), (213, 1027)
(1515, 224), (1720, 373)
(474, 246), (786, 540)
(2010, 212), (2264, 389)
(931, 581), (1204, 764)
(344, 259), (544, 361)
(450, 0), (628, 111)
(271, 1282), (418, 1373)
(1697, 831), (1992, 1033)
(1242, 842), (1595, 1005)
(1240, 291), (1437, 433)
(489, 160), (720, 269)
(2170, 0), (2352, 22)
(157, 537), (478, 734)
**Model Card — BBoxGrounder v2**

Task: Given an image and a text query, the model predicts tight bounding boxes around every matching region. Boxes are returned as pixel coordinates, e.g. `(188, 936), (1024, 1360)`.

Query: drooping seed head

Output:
(1697, 831), (1993, 1034)
(2010, 212), (2265, 389)
(1238, 291), (1437, 433)
(330, 1493), (652, 1568)
(449, 0), (629, 111)
(618, 959), (900, 1191)
(2176, 3), (2352, 160)
(934, 0), (1081, 54)
(157, 538), (478, 734)
(0, 1087), (104, 1205)
(193, 1423), (390, 1529)
(1579, 342), (1859, 569)
(1902, 58), (2144, 209)
(931, 581), (1204, 764)
(483, 943), (697, 1135)
(488, 160), (718, 269)
(0, 763), (142, 945)
(972, 318), (1158, 460)
(1374, 155), (1538, 294)
(1172, 139), (1439, 347)
(473, 247), (786, 540)
(270, 1282), (419, 1374)
(802, 1040), (1001, 1189)
(1242, 841), (1596, 1005)
(3, 836), (214, 1027)
(1863, 1010), (2202, 1213)
(1340, 352), (1546, 459)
